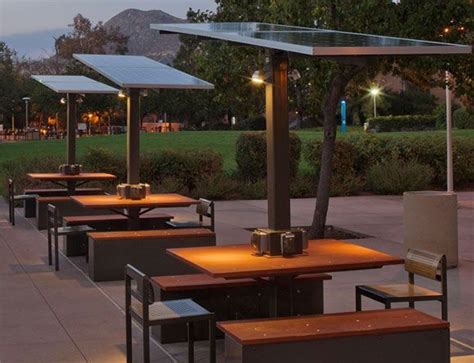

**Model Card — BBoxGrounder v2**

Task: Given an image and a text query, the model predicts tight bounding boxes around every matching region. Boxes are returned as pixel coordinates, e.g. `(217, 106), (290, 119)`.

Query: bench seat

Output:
(63, 213), (173, 230)
(218, 308), (450, 363)
(87, 228), (216, 282)
(61, 214), (174, 257)
(150, 273), (332, 344)
(36, 196), (112, 230)
(23, 188), (104, 218)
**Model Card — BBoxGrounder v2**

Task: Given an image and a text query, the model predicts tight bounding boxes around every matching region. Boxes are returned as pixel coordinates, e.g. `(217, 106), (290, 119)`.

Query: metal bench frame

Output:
(7, 178), (38, 225)
(167, 198), (215, 231)
(356, 248), (448, 320)
(125, 265), (216, 363)
(47, 204), (94, 271)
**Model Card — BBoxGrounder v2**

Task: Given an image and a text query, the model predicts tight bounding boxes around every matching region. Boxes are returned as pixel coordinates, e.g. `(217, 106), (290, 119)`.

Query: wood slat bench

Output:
(87, 228), (216, 282)
(23, 188), (104, 218)
(61, 214), (174, 257)
(218, 308), (450, 363)
(36, 196), (112, 230)
(151, 272), (332, 344)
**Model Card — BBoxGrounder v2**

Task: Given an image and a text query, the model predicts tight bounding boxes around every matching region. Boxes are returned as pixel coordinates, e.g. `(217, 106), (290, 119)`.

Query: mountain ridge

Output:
(104, 8), (185, 62)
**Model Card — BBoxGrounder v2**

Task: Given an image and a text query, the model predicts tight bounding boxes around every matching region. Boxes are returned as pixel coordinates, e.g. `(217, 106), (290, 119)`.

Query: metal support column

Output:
(127, 88), (141, 184)
(265, 52), (291, 230)
(127, 88), (141, 230)
(66, 93), (77, 194)
(445, 71), (454, 193)
(66, 93), (77, 165)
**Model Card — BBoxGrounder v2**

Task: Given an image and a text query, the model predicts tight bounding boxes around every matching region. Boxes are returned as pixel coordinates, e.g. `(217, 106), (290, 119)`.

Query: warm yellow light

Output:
(370, 88), (380, 96)
(118, 90), (126, 98)
(88, 113), (93, 118)
(444, 27), (450, 34)
(251, 70), (265, 85)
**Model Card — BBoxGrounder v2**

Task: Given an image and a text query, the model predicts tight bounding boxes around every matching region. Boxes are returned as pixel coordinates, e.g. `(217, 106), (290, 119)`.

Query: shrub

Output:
(367, 159), (434, 195)
(453, 108), (474, 129)
(82, 147), (126, 182)
(304, 139), (363, 196)
(385, 135), (474, 187)
(236, 132), (302, 181)
(434, 102), (460, 129)
(305, 139), (358, 178)
(367, 115), (436, 132)
(0, 155), (63, 197)
(143, 149), (223, 191)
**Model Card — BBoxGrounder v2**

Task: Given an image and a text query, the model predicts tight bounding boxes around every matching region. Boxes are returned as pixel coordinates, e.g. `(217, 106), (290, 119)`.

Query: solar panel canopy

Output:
(151, 22), (472, 56)
(73, 54), (215, 89)
(31, 75), (119, 94)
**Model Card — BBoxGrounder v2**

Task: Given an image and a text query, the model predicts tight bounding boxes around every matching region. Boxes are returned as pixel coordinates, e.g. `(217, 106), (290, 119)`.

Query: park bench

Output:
(36, 196), (112, 230)
(151, 272), (332, 343)
(62, 213), (173, 256)
(23, 187), (104, 218)
(87, 228), (216, 282)
(218, 308), (450, 363)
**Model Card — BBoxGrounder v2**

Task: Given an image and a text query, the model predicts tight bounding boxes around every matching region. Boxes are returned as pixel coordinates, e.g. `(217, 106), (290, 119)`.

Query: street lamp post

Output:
(369, 88), (380, 118)
(22, 97), (31, 129)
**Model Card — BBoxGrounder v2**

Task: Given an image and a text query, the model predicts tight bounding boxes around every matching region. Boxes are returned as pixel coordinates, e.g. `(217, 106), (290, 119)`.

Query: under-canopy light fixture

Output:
(288, 69), (302, 81)
(60, 97), (67, 104)
(118, 89), (127, 98)
(251, 70), (265, 85)
(140, 89), (148, 97)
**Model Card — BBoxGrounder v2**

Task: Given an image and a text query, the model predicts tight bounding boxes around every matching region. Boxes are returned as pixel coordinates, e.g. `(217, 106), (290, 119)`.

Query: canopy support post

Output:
(127, 88), (141, 185)
(445, 71), (454, 193)
(266, 51), (291, 230)
(66, 93), (77, 165)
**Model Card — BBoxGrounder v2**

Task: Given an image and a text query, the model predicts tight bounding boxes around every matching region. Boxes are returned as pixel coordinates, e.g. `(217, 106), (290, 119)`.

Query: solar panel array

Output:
(31, 75), (119, 94)
(151, 22), (472, 56)
(73, 54), (215, 89)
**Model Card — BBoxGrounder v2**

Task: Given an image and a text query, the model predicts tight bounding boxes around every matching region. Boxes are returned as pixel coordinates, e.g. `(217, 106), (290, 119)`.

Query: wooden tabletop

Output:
(27, 173), (117, 181)
(167, 239), (404, 279)
(217, 308), (449, 346)
(71, 193), (199, 209)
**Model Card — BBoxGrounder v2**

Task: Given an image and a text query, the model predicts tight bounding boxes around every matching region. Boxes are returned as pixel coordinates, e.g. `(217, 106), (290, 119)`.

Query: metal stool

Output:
(167, 198), (215, 231)
(47, 204), (94, 271)
(125, 265), (216, 363)
(7, 178), (37, 225)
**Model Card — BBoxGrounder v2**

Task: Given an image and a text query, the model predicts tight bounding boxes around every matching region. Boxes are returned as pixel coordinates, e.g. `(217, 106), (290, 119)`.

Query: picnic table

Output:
(167, 239), (404, 317)
(27, 173), (116, 195)
(71, 193), (199, 230)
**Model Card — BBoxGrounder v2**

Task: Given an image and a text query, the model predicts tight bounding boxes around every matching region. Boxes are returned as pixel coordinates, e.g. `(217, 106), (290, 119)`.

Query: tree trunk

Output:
(308, 66), (359, 239)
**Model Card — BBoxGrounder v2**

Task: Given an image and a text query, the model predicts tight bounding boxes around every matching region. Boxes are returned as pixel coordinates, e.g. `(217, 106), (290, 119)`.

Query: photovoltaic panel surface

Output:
(151, 22), (472, 56)
(31, 75), (119, 94)
(73, 54), (214, 89)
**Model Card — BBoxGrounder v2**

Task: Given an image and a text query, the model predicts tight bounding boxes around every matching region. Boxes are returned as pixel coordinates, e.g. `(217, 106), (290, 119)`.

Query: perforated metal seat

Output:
(53, 225), (94, 236)
(47, 204), (94, 271)
(356, 248), (448, 320)
(126, 265), (216, 363)
(8, 178), (38, 225)
(131, 299), (212, 322)
(167, 198), (215, 231)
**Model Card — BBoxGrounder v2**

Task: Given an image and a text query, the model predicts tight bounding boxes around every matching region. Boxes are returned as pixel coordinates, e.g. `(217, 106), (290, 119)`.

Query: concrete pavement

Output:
(0, 193), (472, 362)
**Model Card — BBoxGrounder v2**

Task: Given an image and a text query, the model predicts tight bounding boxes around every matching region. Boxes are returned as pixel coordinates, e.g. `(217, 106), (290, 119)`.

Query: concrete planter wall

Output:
(403, 191), (458, 268)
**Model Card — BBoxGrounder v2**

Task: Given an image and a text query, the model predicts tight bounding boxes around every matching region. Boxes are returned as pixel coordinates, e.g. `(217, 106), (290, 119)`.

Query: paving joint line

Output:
(0, 216), (89, 362)
(22, 212), (178, 363)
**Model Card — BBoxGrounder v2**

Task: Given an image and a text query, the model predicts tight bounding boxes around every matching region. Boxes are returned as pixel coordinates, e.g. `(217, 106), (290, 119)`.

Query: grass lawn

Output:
(1, 128), (472, 172)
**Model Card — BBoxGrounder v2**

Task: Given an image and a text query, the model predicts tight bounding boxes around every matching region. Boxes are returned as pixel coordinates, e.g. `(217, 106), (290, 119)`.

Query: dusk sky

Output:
(0, 0), (217, 37)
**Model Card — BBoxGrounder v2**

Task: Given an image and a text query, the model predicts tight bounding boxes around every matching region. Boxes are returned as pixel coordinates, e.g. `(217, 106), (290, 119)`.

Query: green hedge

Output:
(453, 108), (474, 129)
(304, 134), (474, 191)
(367, 115), (436, 132)
(236, 131), (302, 181)
(1, 148), (224, 197)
